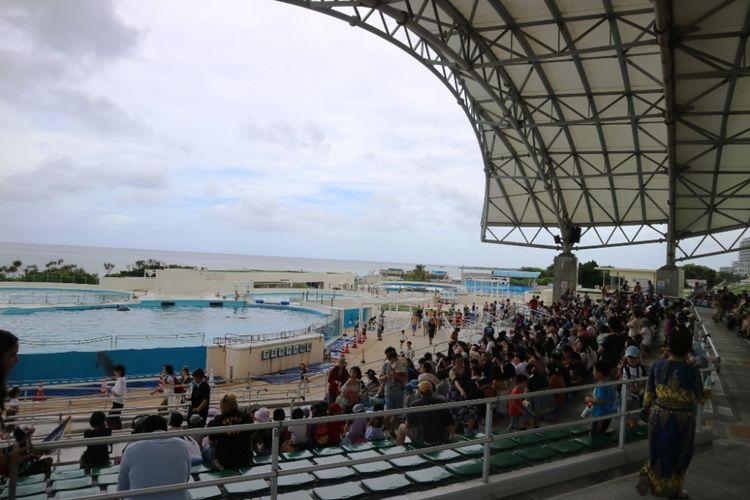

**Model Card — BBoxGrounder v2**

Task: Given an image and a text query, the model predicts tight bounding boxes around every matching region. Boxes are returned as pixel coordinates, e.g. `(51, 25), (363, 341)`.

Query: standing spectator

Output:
(395, 381), (453, 446)
(507, 374), (529, 431)
(637, 327), (704, 498)
(586, 361), (618, 434)
(151, 364), (178, 412)
(0, 330), (32, 472)
(175, 367), (192, 396)
(108, 364), (126, 430)
(327, 358), (349, 404)
(399, 330), (407, 351)
(203, 393), (253, 470)
(188, 369), (210, 426)
(298, 363), (309, 400)
(80, 411), (111, 469)
(382, 347), (407, 416)
(5, 387), (19, 433)
(621, 345), (647, 427)
(118, 415), (191, 500)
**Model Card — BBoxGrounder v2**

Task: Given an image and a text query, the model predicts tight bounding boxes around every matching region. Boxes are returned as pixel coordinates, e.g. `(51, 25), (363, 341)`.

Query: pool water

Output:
(2, 305), (323, 353)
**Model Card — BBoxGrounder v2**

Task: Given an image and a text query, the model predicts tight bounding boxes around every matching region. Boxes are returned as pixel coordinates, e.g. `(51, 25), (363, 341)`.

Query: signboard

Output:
(261, 342), (312, 360)
(560, 281), (568, 290)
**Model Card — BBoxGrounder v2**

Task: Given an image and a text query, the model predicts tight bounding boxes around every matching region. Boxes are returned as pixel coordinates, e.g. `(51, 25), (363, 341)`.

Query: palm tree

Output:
(103, 262), (115, 275)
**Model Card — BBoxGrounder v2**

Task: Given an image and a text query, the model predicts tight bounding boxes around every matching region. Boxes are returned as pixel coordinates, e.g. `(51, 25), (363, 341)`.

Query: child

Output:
(365, 403), (386, 441)
(405, 341), (414, 360)
(169, 412), (202, 465)
(399, 330), (407, 351)
(5, 387), (20, 433)
(80, 411), (112, 469)
(621, 345), (646, 427)
(287, 408), (309, 450)
(586, 361), (618, 434)
(507, 374), (529, 431)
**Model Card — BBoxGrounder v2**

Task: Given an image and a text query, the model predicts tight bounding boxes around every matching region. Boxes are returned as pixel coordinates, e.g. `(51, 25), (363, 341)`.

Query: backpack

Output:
(314, 424), (329, 446)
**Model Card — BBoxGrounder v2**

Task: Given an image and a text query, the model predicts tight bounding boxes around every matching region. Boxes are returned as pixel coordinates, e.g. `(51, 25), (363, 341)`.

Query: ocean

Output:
(0, 241), (464, 279)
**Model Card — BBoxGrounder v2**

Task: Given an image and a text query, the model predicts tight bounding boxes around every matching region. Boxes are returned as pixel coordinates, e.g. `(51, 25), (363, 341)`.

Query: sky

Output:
(0, 0), (741, 270)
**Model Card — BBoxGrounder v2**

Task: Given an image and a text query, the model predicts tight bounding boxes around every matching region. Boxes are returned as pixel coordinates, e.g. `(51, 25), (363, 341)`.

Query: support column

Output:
(656, 265), (684, 298)
(553, 240), (577, 303)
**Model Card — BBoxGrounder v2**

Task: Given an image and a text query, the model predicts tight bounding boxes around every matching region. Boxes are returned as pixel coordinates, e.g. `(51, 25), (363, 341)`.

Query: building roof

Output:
(284, 0), (750, 259)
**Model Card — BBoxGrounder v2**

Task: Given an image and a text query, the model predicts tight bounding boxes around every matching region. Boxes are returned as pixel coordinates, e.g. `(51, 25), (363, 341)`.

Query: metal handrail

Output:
(6, 371), (713, 500)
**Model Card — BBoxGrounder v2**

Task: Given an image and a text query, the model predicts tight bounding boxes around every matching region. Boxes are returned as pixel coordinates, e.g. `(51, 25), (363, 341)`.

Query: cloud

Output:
(0, 0), (140, 61)
(245, 120), (332, 153)
(0, 156), (169, 202)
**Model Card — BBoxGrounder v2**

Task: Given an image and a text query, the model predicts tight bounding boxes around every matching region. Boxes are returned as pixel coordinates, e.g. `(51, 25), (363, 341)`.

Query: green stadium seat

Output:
(283, 449), (314, 461)
(574, 434), (616, 449)
(49, 469), (86, 481)
(254, 454), (273, 465)
(455, 444), (485, 457)
(313, 482), (366, 500)
(223, 478), (269, 496)
(278, 459), (314, 471)
(190, 464), (211, 474)
(106, 485), (118, 494)
(341, 442), (373, 453)
(405, 466), (454, 484)
(537, 429), (570, 440)
(197, 469), (239, 481)
(54, 486), (101, 499)
(490, 436), (518, 451)
(510, 433), (545, 446)
(2, 481), (46, 498)
(547, 439), (588, 455)
(277, 473), (315, 488)
(387, 454), (428, 468)
(16, 473), (46, 485)
(369, 439), (395, 450)
(514, 445), (559, 462)
(461, 432), (486, 441)
(312, 455), (347, 466)
(422, 449), (461, 463)
(51, 476), (93, 492)
(348, 450), (390, 474)
(242, 464), (272, 476)
(16, 494), (47, 500)
(51, 464), (80, 472)
(361, 473), (412, 493)
(489, 451), (527, 471)
(378, 445), (412, 456)
(312, 446), (346, 457)
(312, 466), (356, 482)
(444, 459), (484, 477)
(345, 450), (382, 461)
(258, 492), (314, 500)
(96, 473), (119, 486)
(189, 485), (223, 499)
(91, 465), (120, 476)
(563, 424), (591, 436)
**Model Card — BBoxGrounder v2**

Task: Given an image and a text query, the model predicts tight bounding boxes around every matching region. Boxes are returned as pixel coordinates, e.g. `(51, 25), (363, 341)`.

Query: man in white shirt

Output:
(118, 415), (191, 500)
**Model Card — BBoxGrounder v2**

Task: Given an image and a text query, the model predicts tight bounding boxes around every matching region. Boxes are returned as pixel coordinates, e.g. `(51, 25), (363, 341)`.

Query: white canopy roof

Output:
(281, 0), (750, 258)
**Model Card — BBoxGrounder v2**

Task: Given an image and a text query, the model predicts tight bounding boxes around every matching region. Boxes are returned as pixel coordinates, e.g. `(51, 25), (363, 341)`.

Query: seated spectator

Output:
(169, 412), (201, 465)
(80, 411), (111, 469)
(395, 381), (454, 446)
(344, 404), (367, 444)
(326, 403), (345, 446)
(507, 374), (531, 431)
(286, 408), (309, 451)
(251, 407), (272, 455)
(118, 415), (191, 500)
(365, 403), (386, 441)
(273, 408), (291, 446)
(203, 393), (253, 470)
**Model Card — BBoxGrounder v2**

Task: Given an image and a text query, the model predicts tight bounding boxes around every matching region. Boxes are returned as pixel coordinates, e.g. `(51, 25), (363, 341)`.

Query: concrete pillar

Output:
(553, 252), (578, 303)
(656, 265), (684, 298)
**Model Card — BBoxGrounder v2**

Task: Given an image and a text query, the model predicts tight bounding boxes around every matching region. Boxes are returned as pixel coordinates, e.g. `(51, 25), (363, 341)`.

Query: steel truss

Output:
(277, 0), (750, 260)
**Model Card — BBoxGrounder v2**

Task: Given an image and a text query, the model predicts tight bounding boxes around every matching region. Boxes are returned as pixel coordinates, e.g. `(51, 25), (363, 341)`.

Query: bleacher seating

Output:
(0, 426), (649, 499)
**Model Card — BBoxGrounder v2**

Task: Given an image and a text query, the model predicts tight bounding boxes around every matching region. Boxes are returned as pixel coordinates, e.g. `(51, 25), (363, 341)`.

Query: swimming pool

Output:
(2, 305), (325, 353)
(0, 287), (130, 305)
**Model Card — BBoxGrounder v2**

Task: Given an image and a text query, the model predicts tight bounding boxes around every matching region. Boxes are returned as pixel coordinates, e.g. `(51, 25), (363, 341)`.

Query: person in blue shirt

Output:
(483, 322), (495, 340)
(118, 415), (191, 500)
(586, 361), (618, 434)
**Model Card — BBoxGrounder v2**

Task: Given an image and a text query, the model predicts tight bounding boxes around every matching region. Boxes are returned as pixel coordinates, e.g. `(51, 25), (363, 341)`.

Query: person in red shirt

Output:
(327, 358), (349, 403)
(507, 374), (529, 431)
(326, 403), (345, 446)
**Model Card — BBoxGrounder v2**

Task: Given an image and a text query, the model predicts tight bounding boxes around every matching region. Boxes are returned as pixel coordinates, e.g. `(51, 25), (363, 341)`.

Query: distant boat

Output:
(116, 305), (130, 312)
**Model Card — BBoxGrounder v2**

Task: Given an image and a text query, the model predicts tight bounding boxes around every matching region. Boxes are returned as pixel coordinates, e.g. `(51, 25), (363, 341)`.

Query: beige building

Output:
(99, 268), (356, 297)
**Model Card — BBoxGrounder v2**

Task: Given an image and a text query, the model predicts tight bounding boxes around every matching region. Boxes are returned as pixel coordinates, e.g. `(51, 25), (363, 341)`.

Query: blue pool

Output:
(1, 304), (325, 353)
